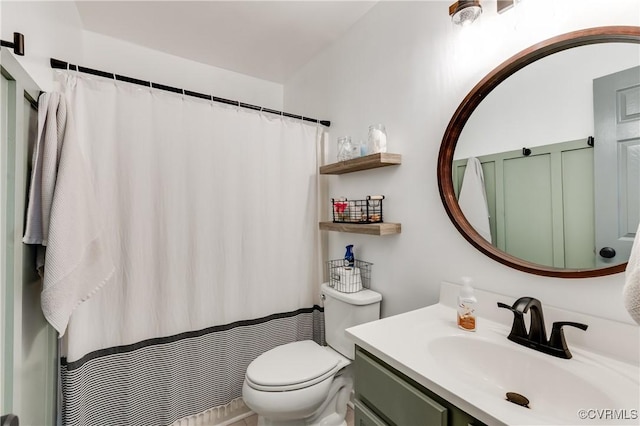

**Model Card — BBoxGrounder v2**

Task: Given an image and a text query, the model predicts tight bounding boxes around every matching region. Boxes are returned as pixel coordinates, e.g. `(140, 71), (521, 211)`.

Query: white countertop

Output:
(345, 284), (640, 426)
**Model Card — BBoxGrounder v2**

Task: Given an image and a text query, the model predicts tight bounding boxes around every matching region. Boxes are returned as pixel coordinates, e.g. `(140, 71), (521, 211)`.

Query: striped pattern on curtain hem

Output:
(61, 306), (325, 426)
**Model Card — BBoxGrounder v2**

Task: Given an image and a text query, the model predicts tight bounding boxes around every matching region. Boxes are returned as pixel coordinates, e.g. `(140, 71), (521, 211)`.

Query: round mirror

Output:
(438, 26), (640, 278)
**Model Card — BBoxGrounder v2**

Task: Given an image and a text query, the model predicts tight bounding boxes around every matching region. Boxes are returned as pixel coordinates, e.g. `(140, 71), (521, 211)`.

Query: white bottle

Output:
(457, 277), (477, 331)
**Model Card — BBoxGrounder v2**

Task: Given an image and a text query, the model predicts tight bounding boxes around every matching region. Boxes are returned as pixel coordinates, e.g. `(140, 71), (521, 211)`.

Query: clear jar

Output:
(346, 141), (359, 159)
(367, 124), (387, 154)
(337, 136), (352, 161)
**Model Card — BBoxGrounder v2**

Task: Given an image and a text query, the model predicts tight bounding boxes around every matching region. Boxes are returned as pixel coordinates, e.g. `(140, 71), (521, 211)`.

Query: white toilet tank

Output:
(321, 283), (382, 360)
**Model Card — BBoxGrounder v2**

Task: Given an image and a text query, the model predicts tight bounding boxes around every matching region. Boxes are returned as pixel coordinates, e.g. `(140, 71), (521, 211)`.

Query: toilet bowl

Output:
(242, 341), (352, 426)
(242, 284), (382, 426)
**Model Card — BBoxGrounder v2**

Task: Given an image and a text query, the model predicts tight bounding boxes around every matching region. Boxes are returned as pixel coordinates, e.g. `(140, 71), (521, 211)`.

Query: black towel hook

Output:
(522, 147), (532, 156)
(0, 32), (24, 56)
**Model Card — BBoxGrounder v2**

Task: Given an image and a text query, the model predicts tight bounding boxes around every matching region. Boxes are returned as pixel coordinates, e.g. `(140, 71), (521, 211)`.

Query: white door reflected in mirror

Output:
(594, 65), (640, 268)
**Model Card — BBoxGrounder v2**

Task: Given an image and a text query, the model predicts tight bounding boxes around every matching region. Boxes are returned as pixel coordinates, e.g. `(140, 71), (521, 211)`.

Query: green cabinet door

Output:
(354, 399), (388, 426)
(355, 347), (486, 426)
(355, 349), (447, 425)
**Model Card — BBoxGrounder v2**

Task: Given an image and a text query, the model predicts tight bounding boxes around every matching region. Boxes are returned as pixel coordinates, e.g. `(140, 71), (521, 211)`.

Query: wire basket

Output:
(326, 259), (372, 293)
(331, 196), (384, 224)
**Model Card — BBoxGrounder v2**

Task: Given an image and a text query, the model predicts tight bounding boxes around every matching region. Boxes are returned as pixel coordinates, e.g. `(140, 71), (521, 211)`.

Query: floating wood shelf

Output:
(319, 222), (401, 235)
(320, 153), (402, 175)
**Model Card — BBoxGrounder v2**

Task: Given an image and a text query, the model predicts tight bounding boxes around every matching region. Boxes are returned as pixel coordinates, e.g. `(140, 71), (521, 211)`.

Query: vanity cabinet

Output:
(318, 153), (402, 236)
(354, 347), (486, 426)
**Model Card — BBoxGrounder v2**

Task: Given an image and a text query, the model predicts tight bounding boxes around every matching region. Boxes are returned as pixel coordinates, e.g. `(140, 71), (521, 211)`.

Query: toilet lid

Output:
(246, 341), (341, 388)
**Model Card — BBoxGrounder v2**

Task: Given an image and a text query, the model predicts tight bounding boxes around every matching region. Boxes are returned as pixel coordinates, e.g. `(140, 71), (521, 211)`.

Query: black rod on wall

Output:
(1, 32), (25, 56)
(50, 58), (331, 127)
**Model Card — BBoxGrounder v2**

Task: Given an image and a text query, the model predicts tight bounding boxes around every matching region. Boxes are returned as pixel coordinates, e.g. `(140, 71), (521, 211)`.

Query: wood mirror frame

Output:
(437, 26), (640, 278)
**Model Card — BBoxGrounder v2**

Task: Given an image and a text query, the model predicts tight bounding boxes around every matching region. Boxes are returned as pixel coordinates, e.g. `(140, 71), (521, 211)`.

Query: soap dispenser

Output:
(457, 277), (477, 331)
(344, 245), (355, 267)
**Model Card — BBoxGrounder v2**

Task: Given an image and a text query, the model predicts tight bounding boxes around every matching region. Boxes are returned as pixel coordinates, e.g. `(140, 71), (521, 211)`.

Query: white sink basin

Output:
(428, 334), (639, 424)
(346, 302), (640, 426)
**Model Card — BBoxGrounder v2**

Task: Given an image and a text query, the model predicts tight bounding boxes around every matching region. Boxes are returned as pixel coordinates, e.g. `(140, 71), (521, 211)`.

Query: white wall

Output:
(1, 1), (283, 108)
(80, 31), (283, 109)
(0, 1), (84, 92)
(284, 0), (640, 324)
(456, 42), (640, 159)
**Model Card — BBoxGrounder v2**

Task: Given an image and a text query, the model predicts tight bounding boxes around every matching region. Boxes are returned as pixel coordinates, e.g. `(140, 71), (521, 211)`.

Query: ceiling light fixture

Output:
(449, 0), (482, 26)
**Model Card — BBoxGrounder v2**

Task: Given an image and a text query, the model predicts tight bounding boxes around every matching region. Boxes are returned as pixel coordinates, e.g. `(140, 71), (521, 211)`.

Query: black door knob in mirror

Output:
(599, 247), (616, 258)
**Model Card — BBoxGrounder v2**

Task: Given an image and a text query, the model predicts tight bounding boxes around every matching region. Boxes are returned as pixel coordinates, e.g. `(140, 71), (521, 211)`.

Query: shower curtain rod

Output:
(50, 58), (331, 127)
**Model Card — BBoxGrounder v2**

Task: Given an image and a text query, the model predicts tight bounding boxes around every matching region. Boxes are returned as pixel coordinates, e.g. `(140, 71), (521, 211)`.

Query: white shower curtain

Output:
(55, 72), (326, 425)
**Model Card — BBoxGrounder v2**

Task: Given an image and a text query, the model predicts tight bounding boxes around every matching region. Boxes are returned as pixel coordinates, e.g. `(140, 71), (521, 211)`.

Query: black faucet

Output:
(497, 297), (588, 359)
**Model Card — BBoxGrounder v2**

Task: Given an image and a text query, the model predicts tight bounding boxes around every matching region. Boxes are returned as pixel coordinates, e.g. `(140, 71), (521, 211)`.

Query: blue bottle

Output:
(344, 245), (355, 267)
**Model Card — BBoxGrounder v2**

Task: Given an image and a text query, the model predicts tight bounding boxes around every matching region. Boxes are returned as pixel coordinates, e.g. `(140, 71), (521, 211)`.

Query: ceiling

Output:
(75, 1), (378, 84)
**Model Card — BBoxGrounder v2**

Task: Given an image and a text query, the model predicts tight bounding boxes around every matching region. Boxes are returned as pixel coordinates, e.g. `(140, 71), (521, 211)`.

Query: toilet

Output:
(242, 283), (382, 426)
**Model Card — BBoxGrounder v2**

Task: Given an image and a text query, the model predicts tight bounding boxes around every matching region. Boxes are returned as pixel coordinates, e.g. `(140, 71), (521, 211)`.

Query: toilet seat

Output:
(245, 341), (345, 392)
